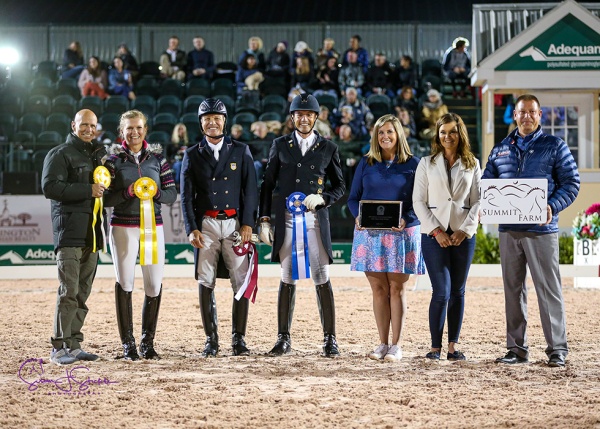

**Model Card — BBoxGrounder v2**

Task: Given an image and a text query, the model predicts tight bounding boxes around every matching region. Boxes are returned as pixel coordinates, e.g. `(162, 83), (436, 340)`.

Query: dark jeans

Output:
(421, 232), (475, 348)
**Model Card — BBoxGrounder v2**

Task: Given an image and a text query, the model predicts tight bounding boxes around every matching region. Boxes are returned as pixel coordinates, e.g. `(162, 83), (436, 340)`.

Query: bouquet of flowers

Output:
(572, 203), (600, 240)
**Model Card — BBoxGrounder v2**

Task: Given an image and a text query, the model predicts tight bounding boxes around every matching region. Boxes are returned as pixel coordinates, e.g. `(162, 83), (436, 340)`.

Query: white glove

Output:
(259, 222), (274, 246)
(303, 194), (325, 211)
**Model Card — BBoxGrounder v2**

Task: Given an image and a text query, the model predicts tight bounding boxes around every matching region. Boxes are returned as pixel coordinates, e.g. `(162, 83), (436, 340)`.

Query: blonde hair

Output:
(118, 109), (148, 136)
(248, 36), (263, 51)
(365, 114), (412, 165)
(295, 57), (311, 75)
(171, 123), (189, 144)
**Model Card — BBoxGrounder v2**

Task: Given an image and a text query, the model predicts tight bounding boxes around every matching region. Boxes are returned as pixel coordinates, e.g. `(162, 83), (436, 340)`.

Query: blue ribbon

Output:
(286, 192), (310, 280)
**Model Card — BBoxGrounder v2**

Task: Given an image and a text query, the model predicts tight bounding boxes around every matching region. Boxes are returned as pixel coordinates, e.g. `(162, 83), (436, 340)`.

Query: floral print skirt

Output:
(350, 225), (425, 274)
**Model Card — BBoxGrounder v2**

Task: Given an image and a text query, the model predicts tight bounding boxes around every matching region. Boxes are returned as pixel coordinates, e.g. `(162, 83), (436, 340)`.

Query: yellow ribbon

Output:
(92, 166), (111, 253)
(134, 177), (158, 265)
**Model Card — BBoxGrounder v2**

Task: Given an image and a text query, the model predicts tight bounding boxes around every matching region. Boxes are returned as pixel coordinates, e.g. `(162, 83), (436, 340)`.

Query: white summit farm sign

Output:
(480, 179), (548, 224)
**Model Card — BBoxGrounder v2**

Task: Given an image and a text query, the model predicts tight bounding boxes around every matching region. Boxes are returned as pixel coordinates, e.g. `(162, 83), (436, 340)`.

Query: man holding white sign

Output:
(482, 94), (579, 367)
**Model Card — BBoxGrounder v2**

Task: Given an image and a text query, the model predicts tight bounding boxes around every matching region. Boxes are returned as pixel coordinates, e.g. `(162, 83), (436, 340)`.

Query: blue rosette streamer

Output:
(286, 192), (310, 280)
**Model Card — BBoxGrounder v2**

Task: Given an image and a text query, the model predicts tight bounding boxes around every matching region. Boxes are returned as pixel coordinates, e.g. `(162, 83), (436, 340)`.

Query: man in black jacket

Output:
(180, 99), (258, 358)
(42, 109), (107, 365)
(259, 93), (346, 357)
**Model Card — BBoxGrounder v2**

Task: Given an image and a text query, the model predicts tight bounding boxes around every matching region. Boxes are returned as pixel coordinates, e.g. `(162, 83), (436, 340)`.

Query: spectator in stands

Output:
(314, 105), (334, 139)
(314, 56), (341, 98)
(395, 55), (418, 92)
(236, 53), (264, 94)
(78, 56), (109, 99)
(338, 51), (365, 95)
(251, 120), (276, 141)
(230, 124), (246, 141)
(238, 36), (266, 71)
(108, 56), (136, 101)
(61, 41), (85, 79)
(292, 56), (315, 93)
(342, 35), (369, 74)
(442, 37), (471, 98)
(265, 120), (283, 136)
(419, 89), (449, 140)
(169, 123), (189, 187)
(503, 94), (518, 134)
(334, 106), (360, 138)
(335, 124), (362, 186)
(94, 122), (113, 145)
(281, 114), (294, 135)
(249, 120), (276, 181)
(395, 85), (419, 118)
(315, 37), (340, 69)
(116, 43), (139, 83)
(335, 87), (373, 139)
(266, 41), (291, 78)
(186, 36), (215, 81)
(167, 123), (189, 162)
(395, 106), (418, 143)
(291, 41), (315, 71)
(159, 35), (187, 81)
(364, 52), (394, 98)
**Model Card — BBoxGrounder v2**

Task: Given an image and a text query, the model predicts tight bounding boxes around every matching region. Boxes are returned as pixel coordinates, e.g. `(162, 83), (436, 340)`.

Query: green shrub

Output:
(472, 227), (574, 264)
(472, 226), (500, 264)
(558, 233), (573, 264)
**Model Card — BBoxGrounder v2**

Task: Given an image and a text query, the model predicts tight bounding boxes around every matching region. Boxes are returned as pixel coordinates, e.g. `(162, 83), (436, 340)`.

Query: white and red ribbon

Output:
(233, 242), (258, 303)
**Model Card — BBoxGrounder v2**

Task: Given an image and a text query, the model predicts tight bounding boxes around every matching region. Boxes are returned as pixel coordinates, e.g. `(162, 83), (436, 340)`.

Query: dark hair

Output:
(431, 113), (476, 170)
(352, 34), (362, 42)
(515, 94), (541, 109)
(456, 40), (466, 49)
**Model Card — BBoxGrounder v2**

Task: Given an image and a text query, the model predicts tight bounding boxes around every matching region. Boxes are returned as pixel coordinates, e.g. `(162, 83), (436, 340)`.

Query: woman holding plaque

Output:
(412, 113), (481, 361)
(104, 110), (177, 361)
(347, 114), (425, 361)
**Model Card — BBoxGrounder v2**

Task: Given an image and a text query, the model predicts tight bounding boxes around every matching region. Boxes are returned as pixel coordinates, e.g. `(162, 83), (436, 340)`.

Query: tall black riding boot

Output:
(232, 297), (250, 356)
(199, 285), (219, 357)
(268, 281), (296, 356)
(115, 282), (139, 361)
(139, 286), (162, 360)
(316, 281), (340, 358)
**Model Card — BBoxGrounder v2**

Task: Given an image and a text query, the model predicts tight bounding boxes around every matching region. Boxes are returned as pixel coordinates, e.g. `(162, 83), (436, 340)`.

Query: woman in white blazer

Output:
(413, 113), (481, 361)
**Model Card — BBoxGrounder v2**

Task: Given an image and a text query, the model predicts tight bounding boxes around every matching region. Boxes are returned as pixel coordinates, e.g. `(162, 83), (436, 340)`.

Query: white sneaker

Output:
(368, 344), (388, 360)
(384, 344), (403, 361)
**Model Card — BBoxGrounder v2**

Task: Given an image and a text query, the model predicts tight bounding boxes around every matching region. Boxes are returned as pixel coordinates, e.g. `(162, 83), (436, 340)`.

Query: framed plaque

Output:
(358, 200), (402, 229)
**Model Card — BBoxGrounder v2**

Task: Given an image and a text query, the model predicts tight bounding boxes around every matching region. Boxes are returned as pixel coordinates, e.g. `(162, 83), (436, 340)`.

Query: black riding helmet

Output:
(198, 98), (228, 138)
(290, 93), (320, 135)
(289, 93), (320, 114)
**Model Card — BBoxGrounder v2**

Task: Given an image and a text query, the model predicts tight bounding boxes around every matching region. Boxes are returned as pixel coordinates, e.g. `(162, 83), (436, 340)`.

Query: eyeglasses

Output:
(516, 110), (540, 117)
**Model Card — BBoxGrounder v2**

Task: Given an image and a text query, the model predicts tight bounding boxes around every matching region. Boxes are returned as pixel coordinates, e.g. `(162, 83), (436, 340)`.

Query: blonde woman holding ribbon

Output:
(104, 110), (177, 361)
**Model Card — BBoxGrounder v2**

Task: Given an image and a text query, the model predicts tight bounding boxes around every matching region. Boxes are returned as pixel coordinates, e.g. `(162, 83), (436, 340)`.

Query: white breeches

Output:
(110, 225), (165, 297)
(278, 211), (330, 285)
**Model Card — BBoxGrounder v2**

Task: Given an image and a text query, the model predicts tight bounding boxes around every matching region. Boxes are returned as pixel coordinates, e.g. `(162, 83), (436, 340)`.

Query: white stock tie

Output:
(213, 147), (219, 161)
(300, 139), (308, 156)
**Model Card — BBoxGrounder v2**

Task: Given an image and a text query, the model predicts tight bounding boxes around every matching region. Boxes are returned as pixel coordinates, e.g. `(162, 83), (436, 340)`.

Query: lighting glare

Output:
(0, 47), (20, 65)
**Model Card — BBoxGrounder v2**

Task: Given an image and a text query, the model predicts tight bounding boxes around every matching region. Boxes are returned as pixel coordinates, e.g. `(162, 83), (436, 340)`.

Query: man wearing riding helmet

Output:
(180, 98), (258, 358)
(259, 93), (345, 357)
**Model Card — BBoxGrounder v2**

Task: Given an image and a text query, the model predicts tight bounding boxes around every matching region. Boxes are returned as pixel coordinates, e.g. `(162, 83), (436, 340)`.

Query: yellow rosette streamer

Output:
(92, 166), (111, 253)
(134, 177), (158, 265)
